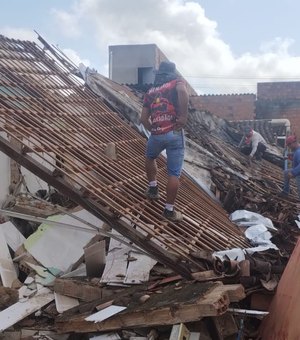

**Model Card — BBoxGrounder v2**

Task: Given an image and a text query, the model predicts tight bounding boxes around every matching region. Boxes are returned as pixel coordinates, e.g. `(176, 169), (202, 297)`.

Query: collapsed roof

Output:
(77, 61), (299, 231)
(0, 35), (250, 279)
(1, 35), (300, 338)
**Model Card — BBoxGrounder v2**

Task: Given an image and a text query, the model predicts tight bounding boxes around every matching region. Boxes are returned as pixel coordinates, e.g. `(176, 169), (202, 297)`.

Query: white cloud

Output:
(61, 48), (91, 67)
(51, 8), (81, 38)
(259, 37), (294, 55)
(10, 0), (300, 94)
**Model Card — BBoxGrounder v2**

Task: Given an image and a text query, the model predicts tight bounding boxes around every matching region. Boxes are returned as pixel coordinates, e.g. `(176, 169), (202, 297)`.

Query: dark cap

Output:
(156, 61), (176, 75)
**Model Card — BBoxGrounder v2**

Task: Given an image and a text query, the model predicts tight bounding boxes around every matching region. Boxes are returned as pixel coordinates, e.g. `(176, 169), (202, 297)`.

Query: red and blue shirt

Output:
(143, 79), (184, 135)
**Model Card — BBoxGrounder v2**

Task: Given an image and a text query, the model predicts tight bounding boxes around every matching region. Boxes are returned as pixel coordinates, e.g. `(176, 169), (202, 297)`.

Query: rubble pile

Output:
(0, 34), (300, 339)
(0, 199), (289, 339)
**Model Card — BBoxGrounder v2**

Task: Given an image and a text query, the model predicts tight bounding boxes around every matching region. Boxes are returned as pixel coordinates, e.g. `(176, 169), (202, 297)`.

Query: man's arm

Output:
(249, 134), (258, 157)
(140, 107), (152, 131)
(174, 82), (189, 129)
(250, 141), (258, 157)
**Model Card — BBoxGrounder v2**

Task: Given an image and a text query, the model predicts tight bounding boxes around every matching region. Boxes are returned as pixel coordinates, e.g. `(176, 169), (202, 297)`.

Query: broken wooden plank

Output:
(58, 283), (147, 318)
(53, 278), (113, 302)
(56, 282), (230, 333)
(9, 137), (22, 194)
(191, 270), (224, 282)
(9, 203), (61, 218)
(212, 284), (245, 303)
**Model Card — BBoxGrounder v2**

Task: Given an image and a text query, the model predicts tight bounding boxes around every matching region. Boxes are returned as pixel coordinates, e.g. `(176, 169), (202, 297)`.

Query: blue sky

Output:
(1, 0), (300, 94)
(199, 0), (300, 55)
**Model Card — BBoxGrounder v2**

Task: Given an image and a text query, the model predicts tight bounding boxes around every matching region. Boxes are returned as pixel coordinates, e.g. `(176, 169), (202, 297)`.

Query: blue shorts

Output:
(146, 130), (185, 177)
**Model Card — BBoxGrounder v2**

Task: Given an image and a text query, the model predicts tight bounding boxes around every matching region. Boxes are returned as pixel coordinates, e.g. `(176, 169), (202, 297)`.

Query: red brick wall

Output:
(189, 94), (256, 121)
(257, 82), (300, 137)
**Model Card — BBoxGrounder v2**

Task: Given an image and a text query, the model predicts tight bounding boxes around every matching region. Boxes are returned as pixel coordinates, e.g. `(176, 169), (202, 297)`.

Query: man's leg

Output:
(166, 176), (179, 205)
(145, 158), (157, 182)
(145, 158), (160, 199)
(163, 131), (185, 222)
(145, 135), (163, 200)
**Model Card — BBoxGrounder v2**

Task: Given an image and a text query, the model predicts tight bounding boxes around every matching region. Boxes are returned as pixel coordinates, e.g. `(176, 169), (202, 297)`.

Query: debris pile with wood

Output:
(0, 34), (299, 340)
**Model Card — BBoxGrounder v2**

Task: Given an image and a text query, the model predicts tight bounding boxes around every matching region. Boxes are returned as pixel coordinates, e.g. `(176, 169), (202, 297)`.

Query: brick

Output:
(190, 94), (255, 121)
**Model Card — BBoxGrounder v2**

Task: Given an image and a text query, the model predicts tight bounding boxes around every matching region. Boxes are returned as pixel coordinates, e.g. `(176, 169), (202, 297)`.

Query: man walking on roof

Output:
(279, 135), (300, 199)
(141, 61), (189, 222)
(238, 127), (268, 161)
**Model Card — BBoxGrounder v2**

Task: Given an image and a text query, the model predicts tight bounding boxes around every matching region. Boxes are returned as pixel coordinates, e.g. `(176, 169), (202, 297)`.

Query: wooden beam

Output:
(0, 135), (192, 279)
(56, 282), (231, 333)
(211, 284), (246, 303)
(9, 137), (22, 193)
(56, 291), (229, 333)
(54, 278), (113, 302)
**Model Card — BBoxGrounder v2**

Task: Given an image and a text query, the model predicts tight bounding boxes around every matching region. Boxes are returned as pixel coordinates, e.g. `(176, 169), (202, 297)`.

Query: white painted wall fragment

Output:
(24, 210), (102, 271)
